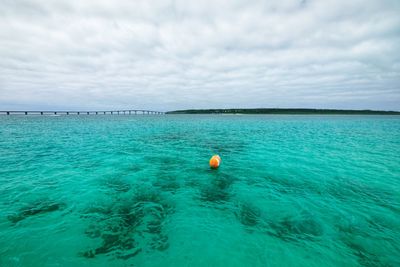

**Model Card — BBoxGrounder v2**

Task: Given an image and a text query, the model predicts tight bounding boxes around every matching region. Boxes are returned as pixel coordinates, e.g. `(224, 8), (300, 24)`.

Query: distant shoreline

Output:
(166, 108), (400, 115)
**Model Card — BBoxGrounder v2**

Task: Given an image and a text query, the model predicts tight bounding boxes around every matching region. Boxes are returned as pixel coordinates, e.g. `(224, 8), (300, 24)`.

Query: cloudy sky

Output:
(1, 0), (399, 111)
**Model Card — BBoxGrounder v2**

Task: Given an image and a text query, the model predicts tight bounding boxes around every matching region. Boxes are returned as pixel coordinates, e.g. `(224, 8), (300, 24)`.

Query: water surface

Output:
(0, 115), (399, 266)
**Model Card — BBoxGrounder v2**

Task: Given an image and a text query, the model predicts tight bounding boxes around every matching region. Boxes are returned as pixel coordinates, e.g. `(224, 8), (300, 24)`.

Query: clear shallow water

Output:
(0, 115), (399, 267)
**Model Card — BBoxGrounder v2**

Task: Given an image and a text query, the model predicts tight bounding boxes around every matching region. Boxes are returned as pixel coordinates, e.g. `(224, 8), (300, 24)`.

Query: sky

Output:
(0, 0), (399, 111)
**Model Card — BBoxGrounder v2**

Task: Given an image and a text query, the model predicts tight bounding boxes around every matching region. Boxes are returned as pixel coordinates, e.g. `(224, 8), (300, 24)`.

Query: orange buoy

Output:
(209, 155), (221, 169)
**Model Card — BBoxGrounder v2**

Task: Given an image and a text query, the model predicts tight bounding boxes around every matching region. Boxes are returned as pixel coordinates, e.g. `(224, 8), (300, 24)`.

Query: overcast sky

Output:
(1, 0), (399, 111)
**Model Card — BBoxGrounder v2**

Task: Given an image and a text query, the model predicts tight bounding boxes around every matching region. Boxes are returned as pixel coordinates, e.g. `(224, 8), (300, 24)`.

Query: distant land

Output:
(166, 108), (400, 115)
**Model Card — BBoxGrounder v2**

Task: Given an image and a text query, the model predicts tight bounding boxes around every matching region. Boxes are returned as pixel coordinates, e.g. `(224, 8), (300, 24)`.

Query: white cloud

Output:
(0, 0), (399, 111)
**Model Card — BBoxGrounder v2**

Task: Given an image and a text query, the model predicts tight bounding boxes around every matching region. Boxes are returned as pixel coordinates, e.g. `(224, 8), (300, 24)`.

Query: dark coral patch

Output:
(199, 173), (235, 204)
(267, 213), (324, 241)
(235, 202), (261, 227)
(81, 186), (174, 259)
(8, 199), (65, 224)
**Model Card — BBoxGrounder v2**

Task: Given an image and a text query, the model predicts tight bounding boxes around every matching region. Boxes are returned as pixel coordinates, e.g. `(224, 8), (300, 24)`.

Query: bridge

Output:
(0, 110), (165, 115)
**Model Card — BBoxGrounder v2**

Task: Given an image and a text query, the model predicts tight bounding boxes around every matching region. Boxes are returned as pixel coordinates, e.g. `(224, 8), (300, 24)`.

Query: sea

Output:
(0, 114), (399, 267)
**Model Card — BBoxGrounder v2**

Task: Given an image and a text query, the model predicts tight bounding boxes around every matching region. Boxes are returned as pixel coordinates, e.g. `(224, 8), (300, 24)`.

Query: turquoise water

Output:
(0, 115), (399, 267)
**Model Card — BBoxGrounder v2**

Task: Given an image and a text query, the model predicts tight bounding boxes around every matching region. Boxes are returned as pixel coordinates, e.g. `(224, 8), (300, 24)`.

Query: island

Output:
(166, 108), (400, 115)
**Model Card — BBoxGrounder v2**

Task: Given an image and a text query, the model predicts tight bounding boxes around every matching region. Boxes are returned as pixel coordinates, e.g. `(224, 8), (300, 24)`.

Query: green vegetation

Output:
(166, 108), (400, 115)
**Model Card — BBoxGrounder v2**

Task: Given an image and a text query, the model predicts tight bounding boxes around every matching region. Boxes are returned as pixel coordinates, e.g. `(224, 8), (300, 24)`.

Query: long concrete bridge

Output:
(0, 110), (165, 115)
